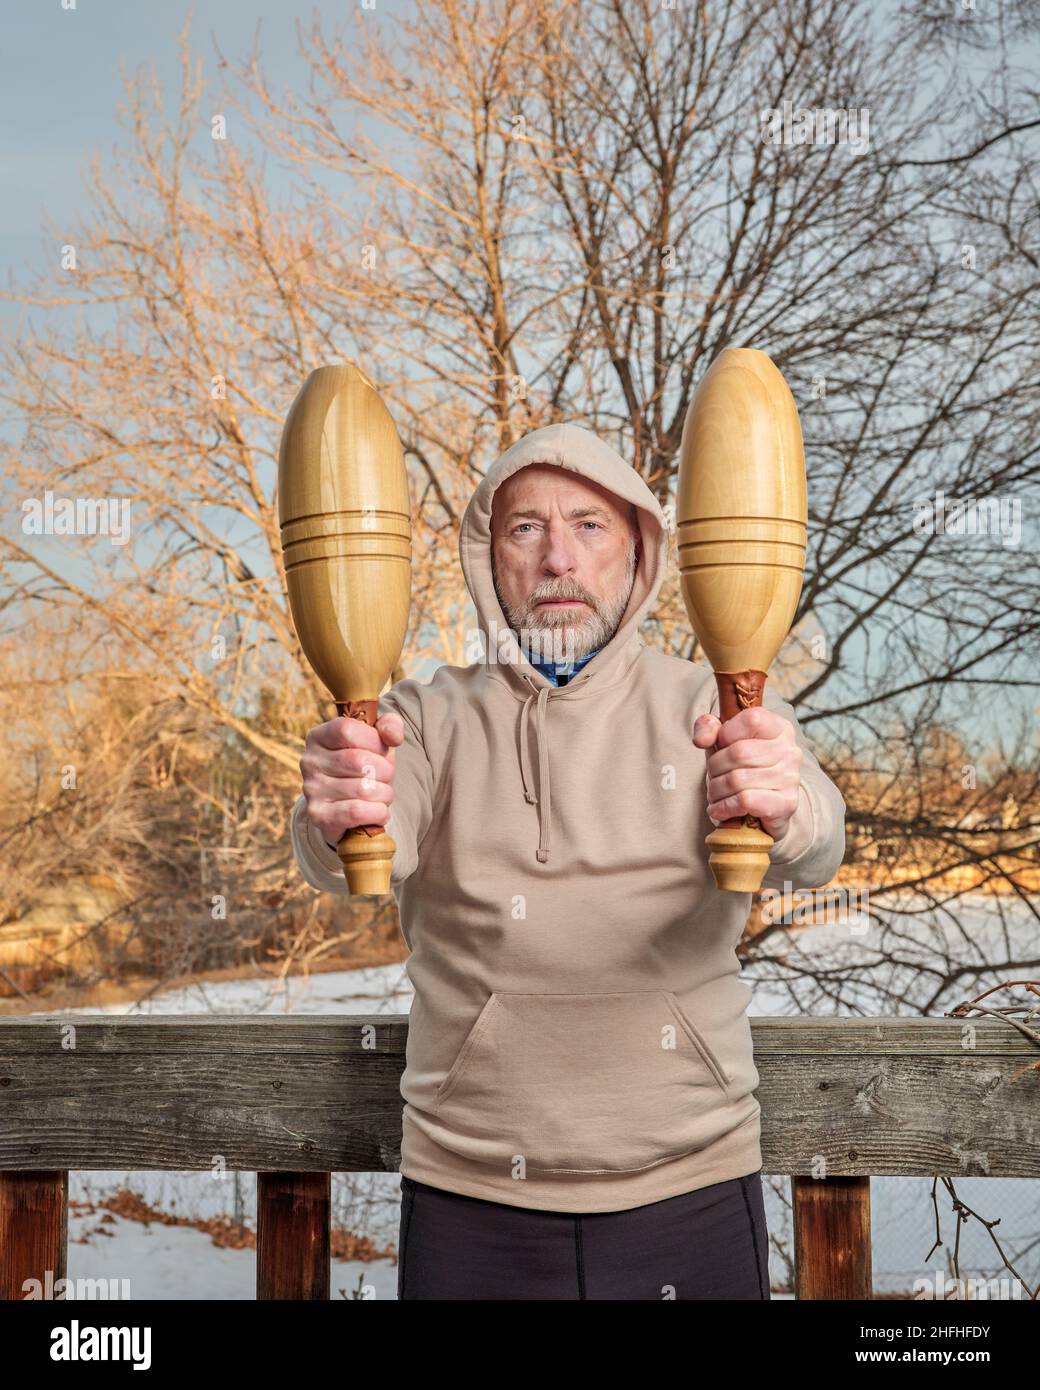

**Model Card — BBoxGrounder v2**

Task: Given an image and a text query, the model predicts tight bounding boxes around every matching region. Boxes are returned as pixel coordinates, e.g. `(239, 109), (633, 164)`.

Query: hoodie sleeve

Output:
(289, 678), (436, 895)
(756, 686), (846, 891)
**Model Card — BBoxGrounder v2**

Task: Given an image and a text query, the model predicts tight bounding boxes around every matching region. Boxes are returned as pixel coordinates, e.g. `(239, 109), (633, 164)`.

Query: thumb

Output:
(692, 713), (722, 748)
(375, 712), (406, 748)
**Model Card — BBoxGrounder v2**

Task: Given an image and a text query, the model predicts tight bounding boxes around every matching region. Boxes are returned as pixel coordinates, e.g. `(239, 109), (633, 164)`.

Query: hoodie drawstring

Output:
(519, 679), (553, 863)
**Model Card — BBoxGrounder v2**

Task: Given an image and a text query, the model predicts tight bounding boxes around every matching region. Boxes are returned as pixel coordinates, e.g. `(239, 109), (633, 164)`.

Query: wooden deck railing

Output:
(1, 1015), (1036, 1300)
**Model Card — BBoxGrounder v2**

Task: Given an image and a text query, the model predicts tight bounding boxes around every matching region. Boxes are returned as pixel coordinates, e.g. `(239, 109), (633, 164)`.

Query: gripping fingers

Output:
(309, 796), (391, 844)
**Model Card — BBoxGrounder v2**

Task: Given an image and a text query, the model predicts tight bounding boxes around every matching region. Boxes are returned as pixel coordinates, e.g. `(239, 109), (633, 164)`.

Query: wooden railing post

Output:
(256, 1171), (330, 1300)
(793, 1174), (872, 1299)
(0, 1171), (68, 1300)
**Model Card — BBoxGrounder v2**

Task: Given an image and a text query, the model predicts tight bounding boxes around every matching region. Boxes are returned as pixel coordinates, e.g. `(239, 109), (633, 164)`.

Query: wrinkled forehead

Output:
(491, 462), (635, 531)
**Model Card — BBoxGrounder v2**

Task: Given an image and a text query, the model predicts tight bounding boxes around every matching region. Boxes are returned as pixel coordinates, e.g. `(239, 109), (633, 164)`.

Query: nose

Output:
(540, 519), (578, 575)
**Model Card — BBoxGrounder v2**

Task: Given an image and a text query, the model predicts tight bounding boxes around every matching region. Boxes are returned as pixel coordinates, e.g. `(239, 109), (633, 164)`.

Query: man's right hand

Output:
(299, 712), (405, 848)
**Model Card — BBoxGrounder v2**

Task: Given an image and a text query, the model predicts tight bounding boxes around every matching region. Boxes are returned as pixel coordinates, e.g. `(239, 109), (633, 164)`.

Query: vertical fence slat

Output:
(256, 1171), (330, 1300)
(0, 1171), (68, 1300)
(793, 1174), (872, 1299)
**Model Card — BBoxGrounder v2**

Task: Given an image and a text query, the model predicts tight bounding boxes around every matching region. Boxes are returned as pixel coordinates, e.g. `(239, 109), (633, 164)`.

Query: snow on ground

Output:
(64, 1204), (399, 1301)
(28, 895), (1040, 1299)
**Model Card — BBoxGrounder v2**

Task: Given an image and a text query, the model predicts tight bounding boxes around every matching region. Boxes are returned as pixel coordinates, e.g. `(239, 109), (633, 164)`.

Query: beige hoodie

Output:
(290, 422), (846, 1213)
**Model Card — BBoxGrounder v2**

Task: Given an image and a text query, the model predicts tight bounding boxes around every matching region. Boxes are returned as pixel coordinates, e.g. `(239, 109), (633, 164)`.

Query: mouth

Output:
(535, 598), (588, 608)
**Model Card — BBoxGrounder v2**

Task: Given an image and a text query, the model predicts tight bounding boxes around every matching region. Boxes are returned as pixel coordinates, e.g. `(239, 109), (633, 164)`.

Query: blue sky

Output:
(0, 0), (411, 327)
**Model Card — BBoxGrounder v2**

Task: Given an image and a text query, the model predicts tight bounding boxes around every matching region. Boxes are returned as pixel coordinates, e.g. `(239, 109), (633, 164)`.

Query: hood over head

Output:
(459, 422), (668, 693)
(458, 422), (669, 863)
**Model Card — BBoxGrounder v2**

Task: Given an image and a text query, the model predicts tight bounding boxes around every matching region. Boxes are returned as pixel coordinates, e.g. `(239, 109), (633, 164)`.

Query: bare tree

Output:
(1, 0), (1037, 1015)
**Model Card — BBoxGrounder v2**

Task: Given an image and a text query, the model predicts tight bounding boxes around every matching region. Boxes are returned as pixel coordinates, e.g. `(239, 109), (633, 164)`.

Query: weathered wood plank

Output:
(0, 1016), (1036, 1177)
(0, 1015), (410, 1053)
(5, 1013), (1026, 1054)
(749, 1015), (1040, 1055)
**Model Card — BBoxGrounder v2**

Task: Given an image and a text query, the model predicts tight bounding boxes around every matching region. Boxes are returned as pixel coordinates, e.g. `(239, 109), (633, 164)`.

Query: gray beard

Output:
(492, 537), (639, 665)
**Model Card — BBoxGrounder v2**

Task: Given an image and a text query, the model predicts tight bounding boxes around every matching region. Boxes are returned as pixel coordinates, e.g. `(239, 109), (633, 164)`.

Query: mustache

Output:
(528, 579), (598, 609)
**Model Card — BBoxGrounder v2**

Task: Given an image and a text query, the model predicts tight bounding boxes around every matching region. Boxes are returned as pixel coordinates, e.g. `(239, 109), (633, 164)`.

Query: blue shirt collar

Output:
(528, 645), (601, 686)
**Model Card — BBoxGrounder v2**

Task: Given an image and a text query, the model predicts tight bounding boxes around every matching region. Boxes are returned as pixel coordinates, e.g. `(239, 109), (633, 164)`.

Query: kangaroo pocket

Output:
(428, 990), (733, 1175)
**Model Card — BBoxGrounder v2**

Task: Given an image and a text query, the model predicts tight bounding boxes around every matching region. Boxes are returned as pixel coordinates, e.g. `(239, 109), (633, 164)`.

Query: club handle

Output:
(706, 670), (774, 893)
(334, 700), (396, 896)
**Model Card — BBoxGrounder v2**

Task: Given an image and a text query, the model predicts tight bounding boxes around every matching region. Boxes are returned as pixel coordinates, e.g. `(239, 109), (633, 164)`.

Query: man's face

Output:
(490, 463), (640, 663)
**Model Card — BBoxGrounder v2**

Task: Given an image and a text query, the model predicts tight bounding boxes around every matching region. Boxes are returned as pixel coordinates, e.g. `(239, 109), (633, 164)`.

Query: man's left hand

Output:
(692, 708), (803, 839)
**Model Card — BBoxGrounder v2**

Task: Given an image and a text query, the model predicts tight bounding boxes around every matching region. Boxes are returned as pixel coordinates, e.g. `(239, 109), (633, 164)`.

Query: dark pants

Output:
(397, 1170), (770, 1300)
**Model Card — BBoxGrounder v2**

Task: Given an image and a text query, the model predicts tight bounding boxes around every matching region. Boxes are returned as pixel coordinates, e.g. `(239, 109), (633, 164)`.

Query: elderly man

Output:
(291, 422), (846, 1301)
